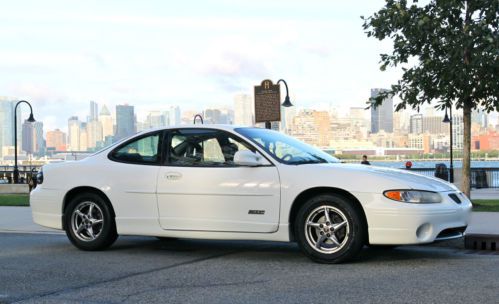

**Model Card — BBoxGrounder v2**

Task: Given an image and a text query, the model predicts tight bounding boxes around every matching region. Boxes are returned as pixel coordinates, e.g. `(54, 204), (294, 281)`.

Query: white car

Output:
(31, 125), (472, 263)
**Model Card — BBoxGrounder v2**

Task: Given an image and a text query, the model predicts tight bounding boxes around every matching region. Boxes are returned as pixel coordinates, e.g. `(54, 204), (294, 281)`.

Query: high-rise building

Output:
(33, 121), (44, 156)
(89, 101), (98, 122)
(0, 97), (22, 157)
(370, 89), (393, 134)
(99, 105), (113, 139)
(409, 114), (423, 134)
(169, 106), (181, 126)
(423, 116), (447, 134)
(22, 120), (36, 154)
(234, 94), (254, 126)
(115, 105), (135, 140)
(87, 120), (103, 150)
(46, 129), (67, 151)
(79, 123), (88, 151)
(68, 116), (81, 151)
(145, 111), (166, 129)
(203, 109), (223, 124)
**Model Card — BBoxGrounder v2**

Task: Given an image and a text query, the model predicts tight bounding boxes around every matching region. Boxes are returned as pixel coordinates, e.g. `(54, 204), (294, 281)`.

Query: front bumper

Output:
(356, 191), (472, 245)
(30, 186), (64, 230)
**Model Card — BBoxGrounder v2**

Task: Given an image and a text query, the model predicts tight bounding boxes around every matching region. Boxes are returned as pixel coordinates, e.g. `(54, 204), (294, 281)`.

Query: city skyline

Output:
(1, 0), (405, 132)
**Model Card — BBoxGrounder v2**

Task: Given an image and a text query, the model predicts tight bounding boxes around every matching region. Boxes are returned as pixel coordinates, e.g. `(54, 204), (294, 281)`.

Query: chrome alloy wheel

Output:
(304, 205), (350, 254)
(71, 201), (104, 242)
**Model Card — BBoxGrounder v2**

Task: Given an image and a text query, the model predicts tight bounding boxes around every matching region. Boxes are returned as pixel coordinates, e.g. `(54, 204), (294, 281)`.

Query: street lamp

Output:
(442, 106), (454, 183)
(264, 79), (293, 129)
(13, 100), (35, 184)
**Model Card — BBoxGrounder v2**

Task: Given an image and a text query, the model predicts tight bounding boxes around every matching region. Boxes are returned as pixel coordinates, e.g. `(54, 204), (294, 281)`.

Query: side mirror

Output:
(234, 150), (267, 167)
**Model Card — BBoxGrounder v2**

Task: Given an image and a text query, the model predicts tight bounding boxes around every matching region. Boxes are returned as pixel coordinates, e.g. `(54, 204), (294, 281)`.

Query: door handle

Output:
(165, 172), (182, 181)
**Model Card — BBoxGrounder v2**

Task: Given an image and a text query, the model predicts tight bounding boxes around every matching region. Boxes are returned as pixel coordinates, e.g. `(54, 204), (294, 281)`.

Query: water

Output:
(347, 160), (499, 169)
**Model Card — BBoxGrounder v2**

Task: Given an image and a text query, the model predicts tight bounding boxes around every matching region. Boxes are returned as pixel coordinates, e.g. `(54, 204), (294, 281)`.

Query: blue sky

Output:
(1, 0), (403, 131)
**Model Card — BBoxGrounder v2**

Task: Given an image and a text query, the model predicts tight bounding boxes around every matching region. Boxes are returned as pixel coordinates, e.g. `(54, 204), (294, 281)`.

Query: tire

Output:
(64, 192), (118, 251)
(295, 194), (366, 263)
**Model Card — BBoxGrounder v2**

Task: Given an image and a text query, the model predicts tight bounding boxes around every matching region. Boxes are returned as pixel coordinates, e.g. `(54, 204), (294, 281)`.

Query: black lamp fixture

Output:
(277, 79), (293, 107)
(13, 100), (36, 184)
(442, 105), (454, 183)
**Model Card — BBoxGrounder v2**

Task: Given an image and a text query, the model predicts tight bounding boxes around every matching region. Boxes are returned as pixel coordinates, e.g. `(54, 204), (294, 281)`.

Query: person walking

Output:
(361, 155), (371, 165)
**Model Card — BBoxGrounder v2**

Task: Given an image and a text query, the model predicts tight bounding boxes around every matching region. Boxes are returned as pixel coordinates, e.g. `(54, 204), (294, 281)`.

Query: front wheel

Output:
(65, 193), (118, 251)
(295, 194), (366, 263)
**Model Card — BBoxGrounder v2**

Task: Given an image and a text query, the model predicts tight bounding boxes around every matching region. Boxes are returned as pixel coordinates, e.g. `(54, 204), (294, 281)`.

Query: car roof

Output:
(137, 124), (253, 135)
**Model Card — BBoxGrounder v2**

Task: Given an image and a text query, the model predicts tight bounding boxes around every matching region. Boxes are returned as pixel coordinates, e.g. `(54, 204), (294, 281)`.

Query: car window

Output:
(110, 133), (160, 164)
(168, 129), (253, 167)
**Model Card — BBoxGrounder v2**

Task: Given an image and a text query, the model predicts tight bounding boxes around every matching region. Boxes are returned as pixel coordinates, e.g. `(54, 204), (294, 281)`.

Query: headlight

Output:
(383, 190), (442, 204)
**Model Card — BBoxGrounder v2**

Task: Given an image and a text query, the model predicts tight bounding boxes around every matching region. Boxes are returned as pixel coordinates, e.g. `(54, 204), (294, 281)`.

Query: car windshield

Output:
(235, 127), (340, 165)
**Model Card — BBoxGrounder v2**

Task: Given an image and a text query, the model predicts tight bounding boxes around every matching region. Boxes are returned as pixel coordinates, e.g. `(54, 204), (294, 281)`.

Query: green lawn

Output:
(0, 194), (29, 206)
(472, 200), (499, 212)
(0, 194), (498, 212)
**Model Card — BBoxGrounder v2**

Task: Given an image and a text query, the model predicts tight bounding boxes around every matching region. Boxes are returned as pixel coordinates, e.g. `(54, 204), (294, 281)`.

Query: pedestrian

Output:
(361, 155), (370, 165)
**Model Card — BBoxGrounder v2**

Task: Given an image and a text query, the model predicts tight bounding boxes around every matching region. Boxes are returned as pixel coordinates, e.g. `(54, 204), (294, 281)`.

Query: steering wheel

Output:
(281, 154), (293, 162)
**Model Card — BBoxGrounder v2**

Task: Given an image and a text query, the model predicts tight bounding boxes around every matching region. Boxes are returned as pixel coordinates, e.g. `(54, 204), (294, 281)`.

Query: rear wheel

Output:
(65, 193), (117, 251)
(295, 194), (366, 263)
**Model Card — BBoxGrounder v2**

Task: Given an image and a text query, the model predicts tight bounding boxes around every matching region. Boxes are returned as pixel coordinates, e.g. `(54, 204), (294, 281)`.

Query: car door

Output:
(156, 128), (281, 233)
(107, 131), (162, 230)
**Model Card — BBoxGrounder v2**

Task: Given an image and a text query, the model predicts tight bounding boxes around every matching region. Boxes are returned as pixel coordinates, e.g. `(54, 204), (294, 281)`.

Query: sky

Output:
(1, 0), (406, 132)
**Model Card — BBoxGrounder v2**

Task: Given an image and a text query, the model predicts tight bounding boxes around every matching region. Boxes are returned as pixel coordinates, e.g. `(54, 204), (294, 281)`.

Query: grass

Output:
(0, 194), (30, 206)
(0, 194), (497, 212)
(472, 200), (499, 212)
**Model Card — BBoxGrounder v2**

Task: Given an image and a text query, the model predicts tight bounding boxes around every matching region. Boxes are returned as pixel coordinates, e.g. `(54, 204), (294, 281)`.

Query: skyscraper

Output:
(233, 94), (253, 126)
(89, 101), (98, 122)
(22, 120), (35, 154)
(370, 88), (394, 134)
(410, 114), (423, 134)
(33, 121), (45, 156)
(115, 105), (135, 140)
(169, 106), (181, 126)
(0, 97), (22, 157)
(68, 116), (81, 151)
(99, 105), (114, 139)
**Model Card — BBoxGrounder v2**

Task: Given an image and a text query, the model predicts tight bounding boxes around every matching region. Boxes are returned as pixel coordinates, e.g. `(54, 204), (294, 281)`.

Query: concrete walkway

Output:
(470, 188), (499, 200)
(0, 206), (498, 235)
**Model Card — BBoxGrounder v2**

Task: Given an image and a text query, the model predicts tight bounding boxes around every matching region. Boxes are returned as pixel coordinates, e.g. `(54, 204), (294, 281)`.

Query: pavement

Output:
(470, 188), (499, 200)
(1, 206), (499, 303)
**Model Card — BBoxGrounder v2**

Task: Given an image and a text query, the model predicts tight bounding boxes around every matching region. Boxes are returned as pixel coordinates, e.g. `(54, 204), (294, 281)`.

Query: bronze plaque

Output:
(254, 79), (281, 123)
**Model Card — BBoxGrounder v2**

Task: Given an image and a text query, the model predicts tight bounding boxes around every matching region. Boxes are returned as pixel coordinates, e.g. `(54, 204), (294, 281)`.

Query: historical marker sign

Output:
(254, 79), (281, 123)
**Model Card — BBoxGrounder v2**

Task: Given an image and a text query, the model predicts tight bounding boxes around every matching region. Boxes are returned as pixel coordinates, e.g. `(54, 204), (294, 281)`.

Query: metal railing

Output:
(0, 165), (42, 184)
(404, 167), (499, 188)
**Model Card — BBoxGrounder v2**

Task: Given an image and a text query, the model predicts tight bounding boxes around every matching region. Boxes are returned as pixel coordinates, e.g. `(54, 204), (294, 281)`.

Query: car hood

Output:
(321, 163), (458, 192)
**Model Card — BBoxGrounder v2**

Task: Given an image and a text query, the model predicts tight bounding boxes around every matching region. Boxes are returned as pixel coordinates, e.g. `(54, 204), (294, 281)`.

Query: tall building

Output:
(99, 105), (113, 139)
(68, 116), (81, 151)
(234, 94), (253, 126)
(0, 97), (22, 157)
(145, 111), (166, 129)
(33, 121), (44, 156)
(289, 110), (331, 147)
(115, 105), (135, 140)
(169, 106), (181, 126)
(21, 120), (35, 154)
(89, 101), (98, 122)
(46, 129), (67, 151)
(370, 88), (393, 134)
(79, 123), (88, 151)
(423, 116), (447, 134)
(409, 114), (423, 134)
(87, 120), (103, 150)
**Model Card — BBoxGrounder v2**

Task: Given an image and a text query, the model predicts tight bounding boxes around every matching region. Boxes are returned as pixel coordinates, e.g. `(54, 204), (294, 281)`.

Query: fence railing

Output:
(0, 165), (43, 184)
(404, 167), (499, 188)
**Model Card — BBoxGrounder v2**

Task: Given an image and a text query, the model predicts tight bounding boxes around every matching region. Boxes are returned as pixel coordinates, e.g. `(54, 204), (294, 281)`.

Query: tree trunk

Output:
(462, 101), (472, 197)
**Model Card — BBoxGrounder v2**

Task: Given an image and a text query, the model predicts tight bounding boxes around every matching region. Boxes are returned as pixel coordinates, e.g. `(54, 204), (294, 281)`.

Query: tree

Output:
(362, 0), (498, 197)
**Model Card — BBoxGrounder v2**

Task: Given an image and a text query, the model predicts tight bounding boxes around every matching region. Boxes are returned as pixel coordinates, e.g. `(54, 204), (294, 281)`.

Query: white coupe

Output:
(31, 125), (472, 263)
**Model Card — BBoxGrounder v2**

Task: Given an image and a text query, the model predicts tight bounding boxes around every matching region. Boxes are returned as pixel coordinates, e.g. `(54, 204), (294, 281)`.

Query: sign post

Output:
(254, 79), (281, 129)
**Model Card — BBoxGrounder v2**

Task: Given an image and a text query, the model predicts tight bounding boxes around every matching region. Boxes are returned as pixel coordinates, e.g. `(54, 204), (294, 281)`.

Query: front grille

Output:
(448, 193), (461, 204)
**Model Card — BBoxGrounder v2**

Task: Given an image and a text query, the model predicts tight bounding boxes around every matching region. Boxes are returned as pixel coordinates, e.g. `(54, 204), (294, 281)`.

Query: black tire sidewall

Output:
(295, 194), (365, 263)
(65, 193), (117, 251)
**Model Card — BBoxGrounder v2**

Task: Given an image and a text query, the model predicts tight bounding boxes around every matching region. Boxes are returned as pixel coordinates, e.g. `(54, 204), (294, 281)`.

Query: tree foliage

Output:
(363, 0), (498, 196)
(362, 0), (498, 112)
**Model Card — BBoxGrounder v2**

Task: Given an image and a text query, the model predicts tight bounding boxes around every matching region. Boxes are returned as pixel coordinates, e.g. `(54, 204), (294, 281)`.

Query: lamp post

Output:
(13, 100), (36, 184)
(442, 106), (454, 183)
(265, 79), (293, 129)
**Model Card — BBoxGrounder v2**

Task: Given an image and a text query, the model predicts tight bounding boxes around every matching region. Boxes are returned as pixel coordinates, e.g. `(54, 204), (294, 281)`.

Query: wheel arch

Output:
(288, 187), (368, 242)
(62, 186), (115, 230)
